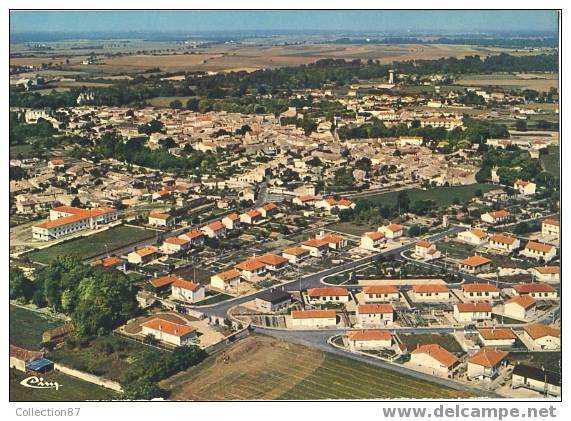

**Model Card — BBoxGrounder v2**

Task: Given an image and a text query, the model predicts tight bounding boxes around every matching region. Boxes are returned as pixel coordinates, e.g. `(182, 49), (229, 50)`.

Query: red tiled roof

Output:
(524, 323), (560, 340)
(478, 328), (516, 340)
(213, 269), (241, 281)
(283, 246), (310, 256)
(291, 310), (336, 319)
(505, 295), (537, 309)
(307, 287), (349, 297)
(455, 303), (492, 313)
(151, 274), (185, 289)
(347, 330), (392, 341)
(462, 283), (500, 293)
(142, 318), (195, 337)
(459, 255), (492, 267)
(364, 232), (385, 240)
(235, 259), (266, 271)
(172, 278), (201, 291)
(524, 241), (554, 254)
(411, 344), (459, 368)
(256, 254), (289, 266)
(364, 285), (399, 295)
(468, 348), (508, 368)
(512, 283), (556, 294)
(412, 284), (449, 293)
(357, 304), (393, 314)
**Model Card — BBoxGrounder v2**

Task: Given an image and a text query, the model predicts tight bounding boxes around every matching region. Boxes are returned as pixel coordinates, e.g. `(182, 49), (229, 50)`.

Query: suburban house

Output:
(314, 198), (339, 212)
(503, 295), (537, 320)
(453, 303), (493, 323)
(178, 229), (205, 246)
(462, 283), (500, 301)
(542, 219), (560, 238)
(514, 179), (536, 196)
(360, 231), (386, 251)
(148, 212), (175, 227)
(256, 254), (289, 271)
(356, 304), (394, 327)
(488, 234), (520, 253)
(478, 328), (517, 348)
(282, 246), (311, 264)
(161, 236), (191, 254)
(127, 246), (159, 265)
(522, 324), (560, 350)
(93, 256), (127, 272)
(457, 228), (488, 246)
(512, 364), (561, 397)
(235, 258), (267, 280)
(10, 345), (43, 372)
(258, 203), (278, 218)
(290, 310), (337, 328)
(337, 199), (356, 210)
(363, 285), (400, 302)
(530, 266), (560, 283)
(410, 284), (451, 302)
(301, 238), (330, 257)
(201, 220), (227, 238)
(150, 274), (185, 294)
(32, 206), (119, 241)
(240, 209), (263, 225)
(221, 213), (241, 230)
(410, 344), (460, 378)
(293, 195), (315, 207)
(347, 330), (393, 350)
(306, 287), (350, 304)
(255, 289), (292, 312)
(520, 241), (556, 262)
(415, 240), (441, 260)
(378, 223), (404, 239)
(171, 278), (205, 303)
(481, 210), (510, 225)
(48, 159), (65, 169)
(467, 348), (509, 380)
(141, 318), (197, 346)
(509, 283), (557, 300)
(210, 269), (241, 290)
(458, 255), (492, 274)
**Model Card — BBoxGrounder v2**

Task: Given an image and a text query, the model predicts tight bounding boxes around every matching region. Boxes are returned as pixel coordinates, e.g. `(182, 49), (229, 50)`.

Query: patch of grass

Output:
(278, 352), (473, 399)
(10, 305), (63, 350)
(147, 96), (196, 107)
(351, 183), (496, 209)
(399, 333), (464, 354)
(193, 293), (232, 306)
(48, 335), (165, 383)
(10, 368), (119, 401)
(26, 225), (156, 264)
(327, 222), (378, 236)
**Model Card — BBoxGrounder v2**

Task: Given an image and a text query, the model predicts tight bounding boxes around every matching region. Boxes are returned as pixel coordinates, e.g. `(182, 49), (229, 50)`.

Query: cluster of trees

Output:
(95, 133), (217, 174)
(12, 257), (138, 337)
(121, 346), (206, 400)
(9, 113), (58, 145)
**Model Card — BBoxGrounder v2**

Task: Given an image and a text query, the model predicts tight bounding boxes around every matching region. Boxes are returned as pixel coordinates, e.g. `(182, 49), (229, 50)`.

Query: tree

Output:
(169, 99), (183, 109)
(186, 98), (200, 111)
(515, 120), (528, 131)
(10, 268), (36, 302)
(396, 191), (410, 213)
(70, 197), (81, 208)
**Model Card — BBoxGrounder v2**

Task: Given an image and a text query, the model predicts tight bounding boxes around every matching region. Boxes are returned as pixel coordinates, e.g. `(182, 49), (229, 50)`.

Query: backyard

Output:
(10, 304), (64, 350)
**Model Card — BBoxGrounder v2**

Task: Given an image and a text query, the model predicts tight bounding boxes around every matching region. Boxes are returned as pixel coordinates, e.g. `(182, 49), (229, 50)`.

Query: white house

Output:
(522, 324), (560, 351)
(503, 295), (537, 320)
(488, 234), (520, 253)
(530, 266), (560, 283)
(415, 240), (441, 260)
(467, 348), (509, 380)
(161, 237), (191, 254)
(360, 232), (386, 251)
(520, 241), (556, 262)
(458, 255), (492, 274)
(461, 283), (501, 301)
(410, 344), (460, 378)
(453, 303), (493, 323)
(301, 238), (330, 257)
(363, 285), (400, 302)
(201, 220), (227, 238)
(510, 283), (558, 300)
(481, 210), (510, 225)
(514, 179), (536, 196)
(141, 318), (197, 346)
(127, 246), (159, 265)
(171, 279), (205, 303)
(410, 284), (451, 302)
(290, 310), (337, 328)
(221, 213), (241, 230)
(148, 212), (175, 227)
(282, 246), (311, 264)
(235, 259), (267, 280)
(347, 330), (393, 350)
(356, 304), (394, 327)
(457, 228), (488, 246)
(210, 269), (241, 290)
(542, 219), (560, 238)
(306, 287), (350, 305)
(478, 328), (517, 347)
(378, 223), (404, 239)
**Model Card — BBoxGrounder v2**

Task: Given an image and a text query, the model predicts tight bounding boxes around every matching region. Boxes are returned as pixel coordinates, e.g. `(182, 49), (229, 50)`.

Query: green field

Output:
(399, 333), (464, 354)
(350, 183), (496, 208)
(148, 96), (195, 107)
(327, 221), (378, 236)
(10, 369), (118, 401)
(278, 353), (472, 400)
(26, 225), (157, 264)
(540, 145), (560, 178)
(10, 305), (64, 350)
(49, 335), (164, 383)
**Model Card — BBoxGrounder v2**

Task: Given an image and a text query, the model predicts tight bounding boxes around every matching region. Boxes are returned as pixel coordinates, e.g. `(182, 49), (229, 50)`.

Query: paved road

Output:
(196, 226), (464, 318)
(256, 327), (502, 398)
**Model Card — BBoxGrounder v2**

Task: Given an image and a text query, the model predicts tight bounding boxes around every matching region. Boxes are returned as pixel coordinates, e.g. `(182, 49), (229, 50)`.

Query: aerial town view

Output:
(8, 10), (561, 403)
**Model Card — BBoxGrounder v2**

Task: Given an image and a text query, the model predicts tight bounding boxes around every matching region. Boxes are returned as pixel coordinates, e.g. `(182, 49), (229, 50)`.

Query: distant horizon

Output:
(10, 10), (559, 36)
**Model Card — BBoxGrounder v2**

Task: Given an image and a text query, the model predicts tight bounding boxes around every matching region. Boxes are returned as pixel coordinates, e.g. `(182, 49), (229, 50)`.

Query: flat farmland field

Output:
(454, 73), (558, 92)
(161, 335), (474, 400)
(26, 225), (156, 264)
(10, 304), (64, 350)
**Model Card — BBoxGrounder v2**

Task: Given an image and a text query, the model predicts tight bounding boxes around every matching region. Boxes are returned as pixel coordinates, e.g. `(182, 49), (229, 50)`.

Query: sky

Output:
(10, 10), (559, 34)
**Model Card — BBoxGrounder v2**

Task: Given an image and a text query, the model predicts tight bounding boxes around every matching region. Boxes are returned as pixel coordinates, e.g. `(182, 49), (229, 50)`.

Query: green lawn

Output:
(26, 225), (157, 264)
(351, 183), (496, 209)
(399, 333), (464, 354)
(508, 352), (561, 371)
(10, 305), (64, 350)
(48, 335), (165, 383)
(540, 145), (560, 178)
(278, 353), (473, 399)
(193, 292), (233, 306)
(327, 222), (378, 236)
(10, 369), (118, 401)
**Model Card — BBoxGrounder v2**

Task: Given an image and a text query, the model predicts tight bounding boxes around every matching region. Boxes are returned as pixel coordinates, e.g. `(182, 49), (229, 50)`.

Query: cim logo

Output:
(20, 376), (61, 391)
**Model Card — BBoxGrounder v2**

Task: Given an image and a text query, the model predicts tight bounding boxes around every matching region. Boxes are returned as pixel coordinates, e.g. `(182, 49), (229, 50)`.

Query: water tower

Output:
(388, 69), (395, 84)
